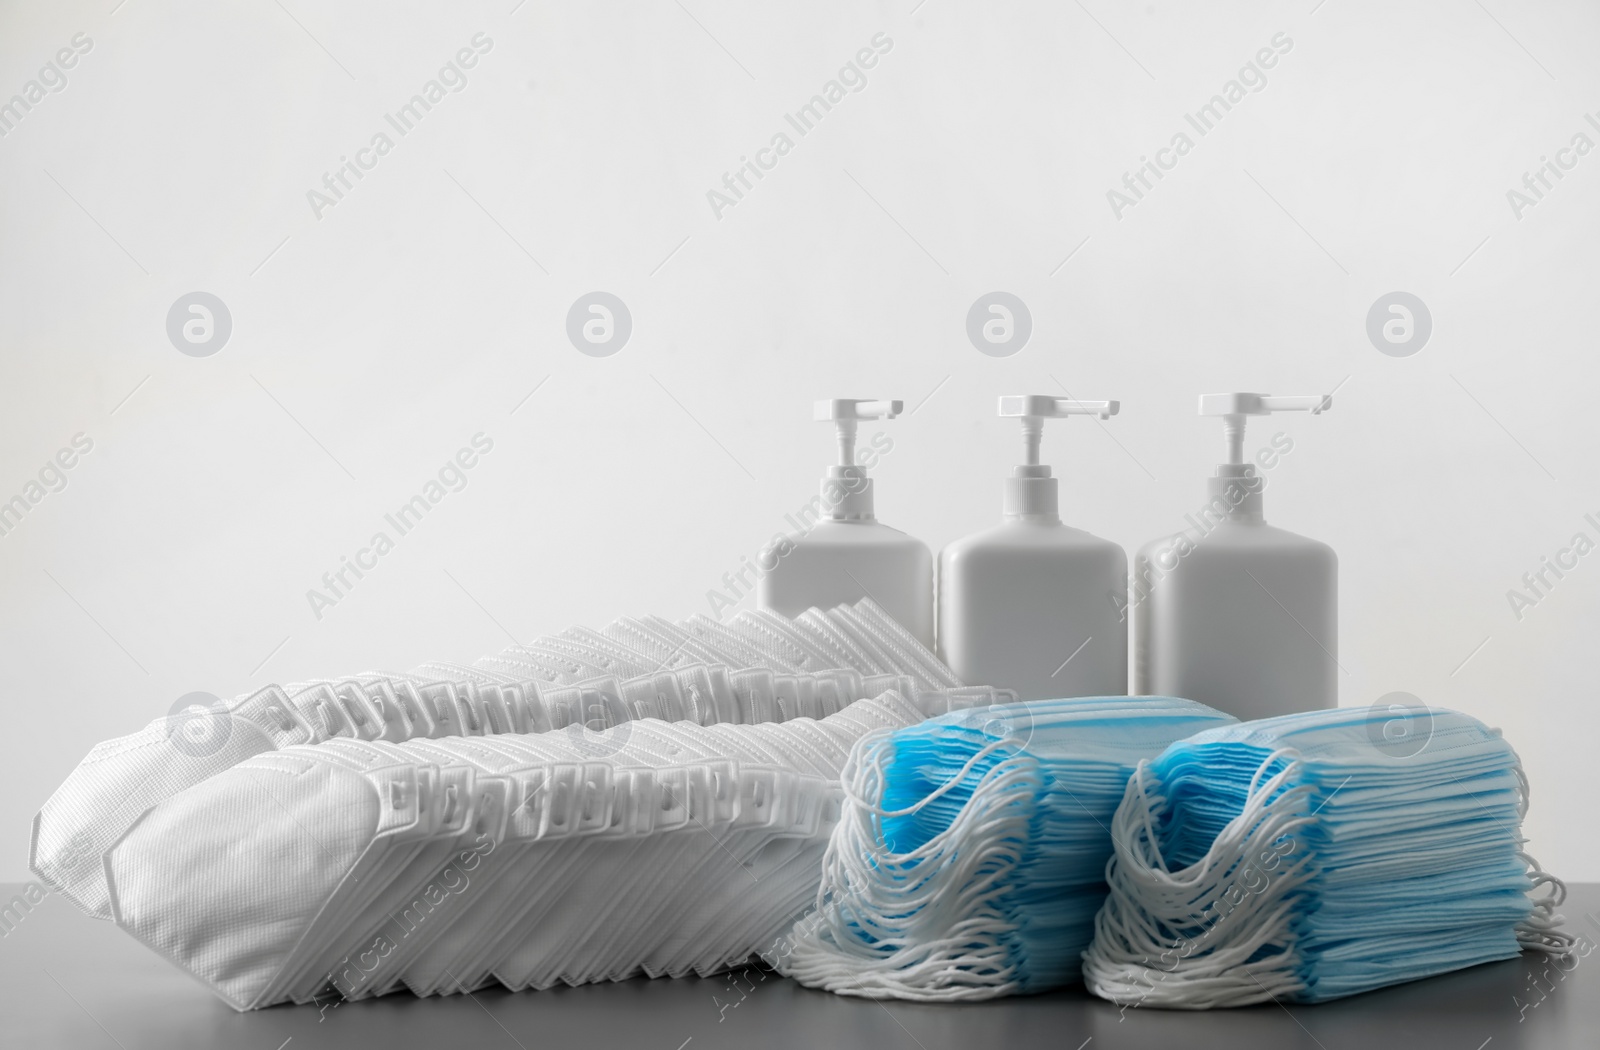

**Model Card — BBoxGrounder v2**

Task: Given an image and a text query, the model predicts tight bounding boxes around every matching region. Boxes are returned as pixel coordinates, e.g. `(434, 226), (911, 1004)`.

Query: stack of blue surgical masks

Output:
(1081, 706), (1573, 1008)
(774, 696), (1238, 1000)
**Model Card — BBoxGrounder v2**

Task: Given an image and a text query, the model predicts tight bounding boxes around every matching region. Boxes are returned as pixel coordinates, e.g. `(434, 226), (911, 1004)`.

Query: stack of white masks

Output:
(1081, 706), (1573, 1008)
(33, 598), (962, 922)
(774, 696), (1237, 1001)
(103, 687), (1006, 1010)
(420, 598), (961, 692)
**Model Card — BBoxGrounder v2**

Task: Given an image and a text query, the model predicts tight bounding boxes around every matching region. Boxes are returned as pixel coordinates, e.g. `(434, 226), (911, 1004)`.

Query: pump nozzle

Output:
(996, 395), (1119, 522)
(814, 399), (903, 468)
(812, 399), (903, 522)
(1200, 392), (1330, 463)
(1198, 391), (1332, 522)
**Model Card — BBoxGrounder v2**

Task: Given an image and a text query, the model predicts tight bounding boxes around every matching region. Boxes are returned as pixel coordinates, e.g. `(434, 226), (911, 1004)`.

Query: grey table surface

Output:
(2, 882), (1596, 1050)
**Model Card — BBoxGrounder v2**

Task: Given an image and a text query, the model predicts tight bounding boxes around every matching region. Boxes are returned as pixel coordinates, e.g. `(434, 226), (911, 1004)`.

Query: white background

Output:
(1, 0), (1597, 881)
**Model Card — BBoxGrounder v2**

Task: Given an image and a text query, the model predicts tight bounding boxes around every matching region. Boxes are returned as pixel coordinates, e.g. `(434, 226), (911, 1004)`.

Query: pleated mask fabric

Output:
(100, 687), (1003, 1009)
(34, 599), (971, 921)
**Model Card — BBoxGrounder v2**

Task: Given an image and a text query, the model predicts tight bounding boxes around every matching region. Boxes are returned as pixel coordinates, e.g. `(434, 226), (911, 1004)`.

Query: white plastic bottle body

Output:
(757, 520), (935, 648)
(939, 522), (1128, 700)
(1133, 520), (1336, 720)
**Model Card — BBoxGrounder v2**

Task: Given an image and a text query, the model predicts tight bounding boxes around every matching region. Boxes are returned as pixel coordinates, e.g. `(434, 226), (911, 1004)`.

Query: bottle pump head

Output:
(1199, 392), (1332, 523)
(998, 395), (1119, 523)
(813, 399), (902, 522)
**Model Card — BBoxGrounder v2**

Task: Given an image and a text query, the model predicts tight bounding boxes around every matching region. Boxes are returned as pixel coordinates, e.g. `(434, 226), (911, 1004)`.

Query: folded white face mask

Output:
(280, 752), (508, 1005)
(629, 616), (727, 670)
(257, 744), (475, 1006)
(681, 614), (802, 673)
(745, 609), (862, 672)
(316, 776), (510, 1003)
(348, 718), (760, 999)
(37, 599), (965, 924)
(102, 686), (972, 1009)
(627, 768), (817, 979)
(558, 625), (655, 665)
(339, 754), (603, 1001)
(105, 748), (439, 1011)
(378, 758), (639, 1000)
(30, 685), (315, 917)
(477, 639), (627, 685)
(797, 609), (889, 675)
(436, 725), (796, 995)
(390, 759), (798, 998)
(489, 761), (741, 993)
(729, 610), (839, 672)
(597, 617), (680, 665)
(820, 608), (901, 675)
(720, 612), (822, 671)
(828, 599), (964, 690)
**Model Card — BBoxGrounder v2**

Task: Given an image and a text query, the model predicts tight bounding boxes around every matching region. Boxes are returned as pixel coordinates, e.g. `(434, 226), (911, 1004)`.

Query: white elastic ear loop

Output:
(1517, 856), (1575, 955)
(837, 731), (1023, 820)
(1083, 748), (1318, 1008)
(814, 737), (1038, 934)
(1121, 747), (1310, 883)
(780, 732), (1042, 1000)
(1510, 760), (1576, 955)
(1114, 759), (1317, 936)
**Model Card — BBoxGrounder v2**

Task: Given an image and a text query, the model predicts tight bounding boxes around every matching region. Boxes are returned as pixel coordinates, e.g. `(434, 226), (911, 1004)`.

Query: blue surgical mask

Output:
(773, 695), (1239, 1000)
(1082, 705), (1575, 1008)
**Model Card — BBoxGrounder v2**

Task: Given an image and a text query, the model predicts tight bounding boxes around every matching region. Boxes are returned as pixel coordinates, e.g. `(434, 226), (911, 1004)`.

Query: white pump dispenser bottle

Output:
(757, 399), (935, 647)
(938, 395), (1128, 699)
(1134, 392), (1336, 720)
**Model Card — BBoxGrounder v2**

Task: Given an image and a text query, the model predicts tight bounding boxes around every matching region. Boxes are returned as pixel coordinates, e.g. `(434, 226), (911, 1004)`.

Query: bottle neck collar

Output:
(821, 466), (875, 522)
(1208, 465), (1265, 523)
(1003, 466), (1060, 523)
